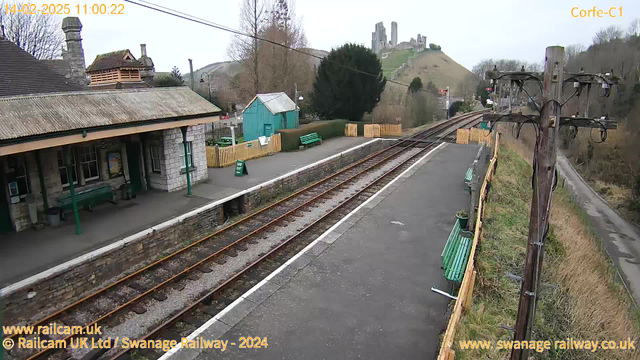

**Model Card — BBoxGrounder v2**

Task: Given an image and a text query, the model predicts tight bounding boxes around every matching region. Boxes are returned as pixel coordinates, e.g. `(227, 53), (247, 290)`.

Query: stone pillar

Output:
(61, 17), (87, 87)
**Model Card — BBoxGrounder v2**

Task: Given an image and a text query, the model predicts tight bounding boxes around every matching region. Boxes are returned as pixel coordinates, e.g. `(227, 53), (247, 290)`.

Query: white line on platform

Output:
(1, 139), (391, 297)
(157, 141), (446, 360)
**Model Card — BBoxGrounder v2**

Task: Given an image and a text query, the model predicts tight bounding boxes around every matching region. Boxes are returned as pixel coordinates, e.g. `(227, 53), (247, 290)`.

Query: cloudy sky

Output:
(33, 0), (640, 73)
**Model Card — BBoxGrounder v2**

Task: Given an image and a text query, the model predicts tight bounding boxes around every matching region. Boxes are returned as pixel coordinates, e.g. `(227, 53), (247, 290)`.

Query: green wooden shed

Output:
(242, 92), (298, 141)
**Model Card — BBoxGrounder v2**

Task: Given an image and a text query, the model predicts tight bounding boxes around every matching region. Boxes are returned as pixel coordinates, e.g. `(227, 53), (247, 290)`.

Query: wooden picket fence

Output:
(456, 128), (490, 145)
(206, 134), (281, 168)
(437, 133), (500, 360)
(380, 124), (402, 136)
(345, 123), (358, 137)
(470, 128), (491, 144)
(364, 124), (381, 138)
(363, 124), (402, 138)
(456, 129), (470, 144)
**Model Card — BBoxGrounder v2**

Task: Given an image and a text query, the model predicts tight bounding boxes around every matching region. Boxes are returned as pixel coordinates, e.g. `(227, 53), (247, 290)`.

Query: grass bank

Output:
(453, 139), (639, 360)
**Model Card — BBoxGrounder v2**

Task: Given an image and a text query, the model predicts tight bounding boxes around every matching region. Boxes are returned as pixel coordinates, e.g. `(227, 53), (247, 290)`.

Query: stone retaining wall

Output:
(1, 139), (393, 324)
(2, 205), (224, 325)
(244, 140), (392, 211)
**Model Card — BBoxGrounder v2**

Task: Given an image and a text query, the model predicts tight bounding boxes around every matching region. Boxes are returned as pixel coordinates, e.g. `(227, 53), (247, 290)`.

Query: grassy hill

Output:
(386, 49), (477, 96)
(381, 49), (415, 77)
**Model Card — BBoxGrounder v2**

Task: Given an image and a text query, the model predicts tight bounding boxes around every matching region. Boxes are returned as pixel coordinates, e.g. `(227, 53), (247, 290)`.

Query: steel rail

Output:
(16, 111), (483, 360)
(24, 117), (454, 360)
(10, 115), (462, 338)
(108, 113), (483, 360)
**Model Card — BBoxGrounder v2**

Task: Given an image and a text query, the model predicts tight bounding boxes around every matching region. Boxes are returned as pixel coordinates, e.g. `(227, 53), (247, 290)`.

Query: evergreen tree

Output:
(170, 66), (184, 83)
(311, 43), (386, 120)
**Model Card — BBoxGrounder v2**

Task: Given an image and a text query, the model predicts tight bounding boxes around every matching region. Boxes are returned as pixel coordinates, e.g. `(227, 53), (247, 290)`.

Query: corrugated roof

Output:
(0, 38), (84, 97)
(251, 92), (296, 115)
(86, 50), (145, 72)
(0, 87), (221, 141)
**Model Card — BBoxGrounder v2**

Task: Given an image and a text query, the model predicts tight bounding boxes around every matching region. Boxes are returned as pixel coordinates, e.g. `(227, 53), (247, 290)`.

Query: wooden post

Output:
(463, 270), (477, 310)
(181, 126), (192, 196)
(468, 158), (479, 230)
(510, 46), (564, 360)
(35, 150), (49, 211)
(214, 144), (220, 168)
(63, 146), (82, 235)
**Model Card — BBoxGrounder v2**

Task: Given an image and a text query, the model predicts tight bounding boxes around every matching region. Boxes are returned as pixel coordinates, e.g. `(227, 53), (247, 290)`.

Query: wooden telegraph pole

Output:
(483, 47), (617, 360)
(509, 46), (564, 360)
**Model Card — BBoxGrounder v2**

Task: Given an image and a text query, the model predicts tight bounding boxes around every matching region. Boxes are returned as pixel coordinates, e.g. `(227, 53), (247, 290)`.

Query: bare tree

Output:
(628, 18), (640, 38)
(593, 25), (623, 44)
(472, 59), (494, 79)
(564, 44), (585, 70)
(524, 61), (543, 73)
(258, 0), (310, 98)
(228, 0), (266, 97)
(0, 1), (64, 59)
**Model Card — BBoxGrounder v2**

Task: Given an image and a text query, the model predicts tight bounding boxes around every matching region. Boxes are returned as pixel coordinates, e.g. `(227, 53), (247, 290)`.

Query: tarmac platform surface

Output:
(166, 143), (479, 360)
(0, 137), (373, 287)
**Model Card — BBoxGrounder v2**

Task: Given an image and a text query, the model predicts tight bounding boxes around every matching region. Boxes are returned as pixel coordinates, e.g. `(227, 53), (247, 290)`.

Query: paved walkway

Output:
(167, 143), (479, 360)
(0, 137), (373, 287)
(557, 155), (640, 306)
(197, 137), (372, 200)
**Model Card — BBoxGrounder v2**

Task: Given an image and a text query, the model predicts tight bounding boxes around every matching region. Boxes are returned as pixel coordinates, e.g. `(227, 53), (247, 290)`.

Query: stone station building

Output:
(0, 88), (220, 233)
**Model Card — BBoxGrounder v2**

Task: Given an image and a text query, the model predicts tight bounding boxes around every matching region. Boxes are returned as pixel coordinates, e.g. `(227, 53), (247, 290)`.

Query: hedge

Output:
(278, 120), (347, 151)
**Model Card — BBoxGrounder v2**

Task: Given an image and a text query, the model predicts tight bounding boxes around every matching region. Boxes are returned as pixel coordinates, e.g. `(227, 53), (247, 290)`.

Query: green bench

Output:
(300, 133), (322, 147)
(57, 184), (116, 220)
(441, 219), (473, 284)
(464, 167), (473, 190)
(217, 137), (233, 147)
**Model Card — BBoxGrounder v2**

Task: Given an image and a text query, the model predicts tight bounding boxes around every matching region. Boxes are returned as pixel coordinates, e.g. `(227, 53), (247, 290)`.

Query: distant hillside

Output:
(383, 49), (477, 97)
(181, 48), (328, 88)
(182, 61), (243, 87)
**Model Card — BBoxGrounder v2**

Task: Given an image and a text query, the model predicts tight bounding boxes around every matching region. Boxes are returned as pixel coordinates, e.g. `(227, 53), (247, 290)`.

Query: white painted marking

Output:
(157, 142), (446, 360)
(391, 221), (405, 226)
(1, 139), (390, 297)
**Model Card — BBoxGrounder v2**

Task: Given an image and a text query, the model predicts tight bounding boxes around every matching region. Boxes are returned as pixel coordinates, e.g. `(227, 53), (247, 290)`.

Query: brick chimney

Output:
(61, 17), (87, 86)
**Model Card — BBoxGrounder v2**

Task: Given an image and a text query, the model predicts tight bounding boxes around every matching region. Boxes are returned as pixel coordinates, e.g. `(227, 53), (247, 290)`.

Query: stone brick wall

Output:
(145, 131), (168, 190)
(1, 139), (393, 324)
(163, 125), (208, 192)
(6, 126), (209, 231)
(2, 203), (224, 325)
(7, 138), (130, 231)
(244, 140), (392, 211)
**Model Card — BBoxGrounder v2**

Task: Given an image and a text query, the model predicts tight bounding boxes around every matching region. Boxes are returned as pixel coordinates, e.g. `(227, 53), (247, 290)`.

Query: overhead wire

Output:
(123, 0), (428, 93)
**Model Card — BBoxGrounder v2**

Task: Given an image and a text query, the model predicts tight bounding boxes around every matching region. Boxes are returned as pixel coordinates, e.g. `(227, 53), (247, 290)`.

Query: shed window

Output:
(80, 145), (100, 181)
(180, 142), (193, 169)
(57, 149), (78, 188)
(150, 145), (162, 173)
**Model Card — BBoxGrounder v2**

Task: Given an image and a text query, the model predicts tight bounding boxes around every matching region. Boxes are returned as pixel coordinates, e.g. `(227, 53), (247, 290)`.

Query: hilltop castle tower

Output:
(391, 22), (398, 47)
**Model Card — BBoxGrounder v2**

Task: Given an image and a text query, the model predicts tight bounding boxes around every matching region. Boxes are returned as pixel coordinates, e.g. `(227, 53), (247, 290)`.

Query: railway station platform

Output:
(165, 143), (480, 360)
(0, 137), (374, 288)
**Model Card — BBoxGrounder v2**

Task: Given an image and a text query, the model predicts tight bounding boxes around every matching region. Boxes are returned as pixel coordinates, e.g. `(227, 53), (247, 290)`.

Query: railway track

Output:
(5, 111), (484, 360)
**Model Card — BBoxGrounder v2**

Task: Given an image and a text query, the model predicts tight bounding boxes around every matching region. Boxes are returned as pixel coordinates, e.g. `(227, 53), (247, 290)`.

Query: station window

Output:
(180, 142), (193, 169)
(57, 150), (78, 188)
(6, 155), (31, 200)
(149, 145), (162, 173)
(80, 145), (100, 181)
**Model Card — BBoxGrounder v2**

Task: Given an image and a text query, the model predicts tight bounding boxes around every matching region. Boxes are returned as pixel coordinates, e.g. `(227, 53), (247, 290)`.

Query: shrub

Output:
(278, 120), (347, 151)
